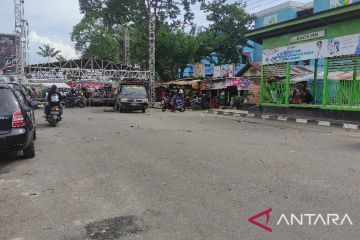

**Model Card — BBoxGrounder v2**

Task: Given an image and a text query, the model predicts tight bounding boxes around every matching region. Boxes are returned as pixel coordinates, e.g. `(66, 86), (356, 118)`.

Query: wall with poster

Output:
(263, 33), (360, 64)
(193, 64), (205, 78)
(0, 34), (16, 75)
(263, 14), (278, 26)
(213, 64), (236, 78)
(330, 0), (353, 9)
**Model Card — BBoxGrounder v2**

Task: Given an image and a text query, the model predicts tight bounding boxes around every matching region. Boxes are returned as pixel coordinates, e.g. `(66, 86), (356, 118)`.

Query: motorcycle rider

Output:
(171, 90), (179, 112)
(45, 85), (64, 117)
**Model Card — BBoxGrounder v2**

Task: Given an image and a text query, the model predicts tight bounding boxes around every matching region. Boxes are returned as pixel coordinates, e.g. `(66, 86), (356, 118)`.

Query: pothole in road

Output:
(85, 215), (146, 240)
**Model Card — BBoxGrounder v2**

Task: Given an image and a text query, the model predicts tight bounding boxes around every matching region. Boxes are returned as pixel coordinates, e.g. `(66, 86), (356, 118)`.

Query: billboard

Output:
(213, 64), (236, 78)
(330, 0), (352, 9)
(263, 14), (277, 26)
(262, 33), (360, 64)
(0, 34), (17, 75)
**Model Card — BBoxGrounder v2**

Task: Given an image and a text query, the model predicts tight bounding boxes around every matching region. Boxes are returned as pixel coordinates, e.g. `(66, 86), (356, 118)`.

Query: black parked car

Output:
(0, 84), (36, 158)
(114, 84), (149, 113)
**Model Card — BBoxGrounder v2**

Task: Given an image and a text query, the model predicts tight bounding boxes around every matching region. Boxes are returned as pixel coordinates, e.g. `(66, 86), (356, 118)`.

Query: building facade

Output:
(252, 0), (360, 62)
(246, 2), (360, 112)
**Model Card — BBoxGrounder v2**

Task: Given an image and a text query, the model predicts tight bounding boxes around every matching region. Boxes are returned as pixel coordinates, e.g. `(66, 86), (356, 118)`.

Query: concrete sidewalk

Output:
(208, 108), (359, 130)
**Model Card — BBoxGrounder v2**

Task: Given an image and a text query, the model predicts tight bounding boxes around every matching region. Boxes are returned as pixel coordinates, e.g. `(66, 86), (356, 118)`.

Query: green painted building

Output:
(245, 3), (360, 111)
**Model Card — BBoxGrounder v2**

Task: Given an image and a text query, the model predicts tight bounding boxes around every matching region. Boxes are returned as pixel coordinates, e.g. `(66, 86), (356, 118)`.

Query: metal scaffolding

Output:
(14, 0), (28, 77)
(148, 13), (156, 104)
(124, 25), (131, 66)
(25, 58), (150, 83)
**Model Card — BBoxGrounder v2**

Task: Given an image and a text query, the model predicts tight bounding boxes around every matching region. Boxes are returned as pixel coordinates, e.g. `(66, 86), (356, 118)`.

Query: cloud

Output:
(29, 31), (79, 62)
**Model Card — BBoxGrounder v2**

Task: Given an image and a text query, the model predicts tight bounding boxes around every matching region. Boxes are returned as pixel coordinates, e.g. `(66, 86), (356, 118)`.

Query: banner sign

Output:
(228, 64), (236, 78)
(213, 66), (221, 78)
(213, 64), (236, 78)
(193, 64), (205, 78)
(263, 33), (360, 65)
(211, 81), (225, 90)
(238, 78), (250, 91)
(330, 0), (352, 9)
(0, 34), (16, 75)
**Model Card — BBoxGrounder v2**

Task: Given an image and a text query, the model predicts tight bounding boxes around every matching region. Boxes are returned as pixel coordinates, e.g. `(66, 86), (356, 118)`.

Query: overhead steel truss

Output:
(25, 58), (150, 83)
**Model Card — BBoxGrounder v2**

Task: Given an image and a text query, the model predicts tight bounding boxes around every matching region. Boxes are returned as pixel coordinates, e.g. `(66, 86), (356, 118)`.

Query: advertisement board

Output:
(193, 64), (205, 78)
(263, 14), (277, 26)
(330, 0), (352, 9)
(213, 64), (232, 78)
(262, 33), (360, 65)
(0, 34), (16, 75)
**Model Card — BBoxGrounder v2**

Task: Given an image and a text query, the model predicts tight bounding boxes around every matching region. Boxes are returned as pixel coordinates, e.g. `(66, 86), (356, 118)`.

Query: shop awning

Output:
(29, 82), (71, 89)
(211, 81), (225, 90)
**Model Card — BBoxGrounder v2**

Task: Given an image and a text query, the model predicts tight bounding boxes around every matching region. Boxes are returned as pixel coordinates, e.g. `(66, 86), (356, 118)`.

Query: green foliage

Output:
(156, 25), (200, 80)
(83, 32), (120, 63)
(56, 55), (67, 62)
(201, 0), (254, 64)
(72, 0), (253, 80)
(36, 44), (61, 62)
(234, 92), (253, 106)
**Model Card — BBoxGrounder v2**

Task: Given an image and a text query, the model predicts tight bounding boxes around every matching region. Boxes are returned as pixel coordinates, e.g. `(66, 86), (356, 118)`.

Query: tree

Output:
(200, 0), (254, 64)
(83, 31), (120, 63)
(156, 25), (200, 79)
(79, 0), (203, 27)
(36, 44), (61, 63)
(56, 55), (67, 62)
(72, 0), (203, 68)
(71, 0), (253, 80)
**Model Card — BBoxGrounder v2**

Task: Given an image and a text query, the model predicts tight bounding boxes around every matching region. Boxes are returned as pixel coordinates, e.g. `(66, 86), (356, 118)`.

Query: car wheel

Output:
(115, 103), (119, 111)
(142, 109), (146, 113)
(23, 141), (35, 159)
(79, 102), (85, 108)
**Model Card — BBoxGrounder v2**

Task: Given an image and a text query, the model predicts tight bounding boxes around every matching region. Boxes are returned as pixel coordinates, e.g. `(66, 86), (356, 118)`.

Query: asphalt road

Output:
(1, 107), (360, 240)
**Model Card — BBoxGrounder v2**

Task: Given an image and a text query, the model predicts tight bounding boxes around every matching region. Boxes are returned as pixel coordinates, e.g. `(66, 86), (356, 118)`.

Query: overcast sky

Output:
(0, 0), (310, 64)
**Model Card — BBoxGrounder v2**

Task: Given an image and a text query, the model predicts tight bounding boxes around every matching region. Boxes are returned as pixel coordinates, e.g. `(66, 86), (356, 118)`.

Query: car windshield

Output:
(0, 88), (19, 110)
(121, 86), (147, 97)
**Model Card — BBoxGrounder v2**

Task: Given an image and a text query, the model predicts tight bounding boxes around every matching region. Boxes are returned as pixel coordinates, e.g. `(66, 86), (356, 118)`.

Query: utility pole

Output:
(148, 12), (156, 105)
(14, 0), (28, 82)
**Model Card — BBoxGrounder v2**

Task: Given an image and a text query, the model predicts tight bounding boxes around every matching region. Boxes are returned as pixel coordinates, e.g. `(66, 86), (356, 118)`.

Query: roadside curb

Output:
(208, 109), (359, 131)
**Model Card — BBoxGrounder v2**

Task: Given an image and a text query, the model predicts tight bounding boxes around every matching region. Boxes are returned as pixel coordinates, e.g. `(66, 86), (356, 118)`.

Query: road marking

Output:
(318, 121), (331, 127)
(343, 124), (359, 130)
(277, 116), (288, 121)
(296, 119), (308, 124)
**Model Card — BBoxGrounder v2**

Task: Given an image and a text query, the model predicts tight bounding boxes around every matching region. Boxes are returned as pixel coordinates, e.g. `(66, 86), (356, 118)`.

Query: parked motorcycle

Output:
(64, 95), (86, 108)
(162, 96), (185, 112)
(191, 97), (209, 110)
(47, 106), (62, 127)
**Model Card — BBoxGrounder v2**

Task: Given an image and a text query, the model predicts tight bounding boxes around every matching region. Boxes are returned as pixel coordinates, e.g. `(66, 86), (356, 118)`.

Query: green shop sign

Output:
(290, 30), (326, 43)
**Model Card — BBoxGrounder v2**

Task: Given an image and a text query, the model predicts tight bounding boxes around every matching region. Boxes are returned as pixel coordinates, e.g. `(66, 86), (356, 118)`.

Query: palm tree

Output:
(37, 44), (61, 63)
(56, 55), (67, 62)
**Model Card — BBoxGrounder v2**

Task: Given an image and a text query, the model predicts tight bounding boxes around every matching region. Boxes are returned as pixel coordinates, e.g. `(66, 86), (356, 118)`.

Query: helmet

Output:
(179, 89), (184, 94)
(51, 85), (57, 92)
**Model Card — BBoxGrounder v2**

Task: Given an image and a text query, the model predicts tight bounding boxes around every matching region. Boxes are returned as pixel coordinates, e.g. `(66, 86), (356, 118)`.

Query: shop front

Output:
(245, 3), (360, 118)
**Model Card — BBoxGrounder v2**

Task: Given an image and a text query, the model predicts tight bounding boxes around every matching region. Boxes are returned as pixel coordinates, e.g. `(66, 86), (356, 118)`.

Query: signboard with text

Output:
(262, 33), (360, 65)
(0, 34), (16, 75)
(290, 30), (325, 43)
